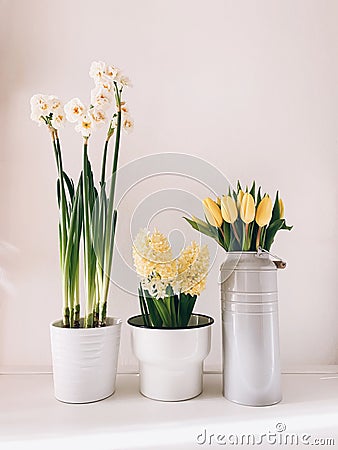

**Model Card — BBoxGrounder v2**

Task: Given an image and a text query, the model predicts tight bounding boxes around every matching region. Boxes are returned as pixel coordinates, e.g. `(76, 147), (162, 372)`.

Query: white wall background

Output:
(0, 0), (337, 373)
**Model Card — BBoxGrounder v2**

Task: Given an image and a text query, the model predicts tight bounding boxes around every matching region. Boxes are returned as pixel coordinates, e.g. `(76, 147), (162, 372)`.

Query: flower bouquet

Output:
(184, 181), (292, 252)
(132, 228), (209, 328)
(31, 61), (133, 403)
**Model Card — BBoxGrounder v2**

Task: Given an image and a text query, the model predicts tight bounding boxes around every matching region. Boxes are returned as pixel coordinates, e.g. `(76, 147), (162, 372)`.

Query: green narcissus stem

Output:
(100, 139), (110, 188)
(51, 130), (70, 327)
(99, 82), (122, 326)
(83, 138), (95, 328)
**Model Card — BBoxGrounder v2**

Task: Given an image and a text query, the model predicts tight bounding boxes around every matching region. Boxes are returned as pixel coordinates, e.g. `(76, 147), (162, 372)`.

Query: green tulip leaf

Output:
(249, 180), (256, 200)
(271, 191), (280, 223)
(257, 186), (262, 205)
(264, 218), (292, 251)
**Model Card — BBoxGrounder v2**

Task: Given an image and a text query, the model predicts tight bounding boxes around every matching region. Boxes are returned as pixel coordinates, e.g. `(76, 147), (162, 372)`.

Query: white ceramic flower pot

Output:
(50, 317), (122, 403)
(221, 252), (282, 406)
(128, 314), (214, 402)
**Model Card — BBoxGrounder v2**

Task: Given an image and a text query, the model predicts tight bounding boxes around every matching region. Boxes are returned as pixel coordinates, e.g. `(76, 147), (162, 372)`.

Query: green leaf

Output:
(281, 222), (293, 231)
(183, 217), (218, 239)
(271, 191), (280, 223)
(178, 293), (197, 327)
(237, 180), (242, 192)
(250, 222), (259, 251)
(222, 221), (230, 250)
(249, 180), (256, 200)
(143, 289), (162, 327)
(264, 219), (289, 251)
(257, 186), (262, 205)
(56, 179), (61, 208)
(138, 286), (151, 327)
(153, 298), (172, 327)
(63, 171), (75, 203)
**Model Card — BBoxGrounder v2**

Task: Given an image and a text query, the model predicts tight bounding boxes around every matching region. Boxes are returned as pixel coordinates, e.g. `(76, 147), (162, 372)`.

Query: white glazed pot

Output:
(221, 252), (282, 406)
(128, 314), (214, 402)
(50, 317), (122, 403)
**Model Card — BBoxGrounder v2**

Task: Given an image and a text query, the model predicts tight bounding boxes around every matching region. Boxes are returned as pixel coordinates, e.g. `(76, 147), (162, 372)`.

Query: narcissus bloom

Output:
(51, 112), (65, 130)
(89, 61), (107, 82)
(240, 193), (255, 224)
(202, 198), (223, 227)
(75, 114), (94, 137)
(122, 116), (134, 134)
(117, 74), (132, 87)
(64, 98), (85, 123)
(221, 195), (238, 224)
(256, 196), (273, 227)
(90, 86), (113, 110)
(88, 107), (107, 128)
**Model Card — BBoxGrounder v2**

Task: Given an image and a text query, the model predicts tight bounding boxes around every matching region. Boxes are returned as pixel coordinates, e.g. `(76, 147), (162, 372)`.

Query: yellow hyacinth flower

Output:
(240, 193), (255, 224)
(236, 189), (244, 209)
(202, 197), (223, 227)
(221, 195), (238, 224)
(256, 196), (273, 227)
(279, 198), (284, 219)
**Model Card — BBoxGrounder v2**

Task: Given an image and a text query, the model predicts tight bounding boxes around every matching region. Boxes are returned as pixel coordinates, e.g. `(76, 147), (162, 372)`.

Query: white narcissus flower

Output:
(75, 114), (94, 137)
(117, 74), (132, 87)
(100, 79), (114, 93)
(89, 61), (106, 82)
(64, 98), (85, 123)
(90, 86), (113, 109)
(48, 95), (62, 113)
(51, 111), (66, 129)
(104, 64), (120, 81)
(88, 107), (107, 128)
(120, 102), (129, 116)
(122, 116), (134, 134)
(30, 94), (50, 123)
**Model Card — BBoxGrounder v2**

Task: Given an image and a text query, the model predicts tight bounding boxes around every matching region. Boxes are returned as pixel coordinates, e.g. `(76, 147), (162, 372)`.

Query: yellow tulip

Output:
(221, 195), (238, 224)
(236, 189), (244, 209)
(202, 197), (223, 227)
(240, 193), (255, 224)
(256, 196), (273, 227)
(279, 198), (284, 219)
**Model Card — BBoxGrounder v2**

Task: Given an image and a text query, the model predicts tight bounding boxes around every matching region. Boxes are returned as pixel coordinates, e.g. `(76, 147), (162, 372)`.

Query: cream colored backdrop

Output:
(0, 0), (337, 373)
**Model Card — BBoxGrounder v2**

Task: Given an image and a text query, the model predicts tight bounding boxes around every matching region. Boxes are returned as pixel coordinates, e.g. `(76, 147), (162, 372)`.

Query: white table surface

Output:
(0, 373), (337, 450)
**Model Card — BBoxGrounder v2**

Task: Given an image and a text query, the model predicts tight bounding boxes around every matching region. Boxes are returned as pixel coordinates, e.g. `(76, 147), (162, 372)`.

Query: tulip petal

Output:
(256, 196), (273, 227)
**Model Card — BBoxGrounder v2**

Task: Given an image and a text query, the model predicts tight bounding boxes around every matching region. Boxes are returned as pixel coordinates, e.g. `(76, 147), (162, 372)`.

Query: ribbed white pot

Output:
(128, 314), (214, 402)
(50, 317), (122, 403)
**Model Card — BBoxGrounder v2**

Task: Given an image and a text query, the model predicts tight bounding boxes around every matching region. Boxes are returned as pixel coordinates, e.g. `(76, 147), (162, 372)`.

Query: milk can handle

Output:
(257, 247), (287, 269)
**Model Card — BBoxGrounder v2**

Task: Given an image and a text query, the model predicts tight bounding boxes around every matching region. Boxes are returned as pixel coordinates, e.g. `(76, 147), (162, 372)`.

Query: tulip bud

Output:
(240, 193), (255, 224)
(279, 198), (284, 219)
(237, 189), (244, 209)
(216, 196), (221, 206)
(202, 197), (223, 228)
(221, 195), (238, 224)
(256, 196), (273, 227)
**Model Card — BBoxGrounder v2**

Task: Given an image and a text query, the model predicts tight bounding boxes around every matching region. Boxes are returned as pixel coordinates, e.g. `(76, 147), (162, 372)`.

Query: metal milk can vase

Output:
(221, 252), (282, 406)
